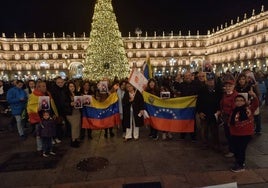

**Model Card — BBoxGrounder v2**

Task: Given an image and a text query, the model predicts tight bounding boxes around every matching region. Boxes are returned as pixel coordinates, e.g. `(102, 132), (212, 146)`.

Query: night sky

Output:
(0, 0), (267, 37)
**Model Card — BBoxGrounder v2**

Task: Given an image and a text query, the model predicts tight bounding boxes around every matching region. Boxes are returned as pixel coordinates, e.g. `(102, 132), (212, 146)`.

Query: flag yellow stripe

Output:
(90, 92), (118, 109)
(143, 91), (197, 108)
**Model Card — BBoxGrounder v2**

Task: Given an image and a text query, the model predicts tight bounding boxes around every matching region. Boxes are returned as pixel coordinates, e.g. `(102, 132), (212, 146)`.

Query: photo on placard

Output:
(82, 95), (92, 106)
(39, 96), (50, 110)
(97, 80), (108, 93)
(238, 92), (249, 102)
(160, 91), (170, 99)
(74, 96), (83, 109)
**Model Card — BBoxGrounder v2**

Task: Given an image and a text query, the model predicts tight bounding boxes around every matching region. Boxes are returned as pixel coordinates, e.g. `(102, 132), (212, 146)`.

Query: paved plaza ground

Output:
(0, 106), (267, 188)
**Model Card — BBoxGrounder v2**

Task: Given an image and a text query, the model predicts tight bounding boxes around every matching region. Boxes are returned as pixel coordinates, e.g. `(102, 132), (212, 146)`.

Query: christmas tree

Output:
(83, 0), (130, 81)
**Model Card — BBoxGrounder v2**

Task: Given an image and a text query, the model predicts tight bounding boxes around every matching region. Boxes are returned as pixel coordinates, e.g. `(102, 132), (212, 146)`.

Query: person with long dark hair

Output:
(122, 82), (145, 141)
(80, 80), (93, 140)
(145, 79), (160, 140)
(65, 81), (81, 148)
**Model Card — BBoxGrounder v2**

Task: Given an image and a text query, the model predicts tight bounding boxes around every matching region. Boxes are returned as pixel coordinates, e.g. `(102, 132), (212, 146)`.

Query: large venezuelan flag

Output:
(82, 92), (120, 129)
(143, 91), (197, 133)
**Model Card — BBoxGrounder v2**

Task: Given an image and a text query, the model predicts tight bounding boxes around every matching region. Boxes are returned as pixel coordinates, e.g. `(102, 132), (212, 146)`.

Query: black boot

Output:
(104, 133), (108, 138)
(104, 129), (108, 138)
(80, 128), (85, 140)
(109, 128), (114, 137)
(110, 131), (115, 137)
(88, 129), (93, 140)
(70, 140), (79, 148)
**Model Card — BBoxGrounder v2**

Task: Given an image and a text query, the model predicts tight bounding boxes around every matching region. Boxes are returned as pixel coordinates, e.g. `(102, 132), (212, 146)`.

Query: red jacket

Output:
(229, 97), (259, 136)
(220, 91), (238, 116)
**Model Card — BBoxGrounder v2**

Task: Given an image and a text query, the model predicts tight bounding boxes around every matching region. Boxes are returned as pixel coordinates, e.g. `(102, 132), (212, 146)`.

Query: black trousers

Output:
(42, 137), (52, 153)
(150, 127), (158, 137)
(230, 135), (251, 166)
(200, 117), (219, 147)
(80, 128), (92, 139)
(105, 127), (114, 134)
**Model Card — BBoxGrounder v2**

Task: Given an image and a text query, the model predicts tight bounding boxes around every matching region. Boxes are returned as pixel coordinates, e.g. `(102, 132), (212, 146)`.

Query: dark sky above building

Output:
(0, 0), (267, 37)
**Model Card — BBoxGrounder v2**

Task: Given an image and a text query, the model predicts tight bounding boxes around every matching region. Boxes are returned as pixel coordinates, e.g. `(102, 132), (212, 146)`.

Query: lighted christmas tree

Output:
(83, 0), (130, 81)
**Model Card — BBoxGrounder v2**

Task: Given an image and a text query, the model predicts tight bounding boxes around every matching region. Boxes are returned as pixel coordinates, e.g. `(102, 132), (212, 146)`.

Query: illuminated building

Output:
(0, 6), (267, 80)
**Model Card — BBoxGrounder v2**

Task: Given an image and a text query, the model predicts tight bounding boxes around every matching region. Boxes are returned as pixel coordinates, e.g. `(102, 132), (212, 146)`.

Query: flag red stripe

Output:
(149, 117), (194, 133)
(82, 114), (120, 130)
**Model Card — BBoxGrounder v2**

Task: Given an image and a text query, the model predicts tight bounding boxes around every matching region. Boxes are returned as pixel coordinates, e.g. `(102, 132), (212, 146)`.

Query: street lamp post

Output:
(188, 51), (191, 71)
(204, 51), (208, 72)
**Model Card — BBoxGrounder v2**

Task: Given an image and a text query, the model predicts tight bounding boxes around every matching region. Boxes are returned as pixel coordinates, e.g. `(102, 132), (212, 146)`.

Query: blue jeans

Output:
(35, 123), (42, 151)
(14, 115), (24, 136)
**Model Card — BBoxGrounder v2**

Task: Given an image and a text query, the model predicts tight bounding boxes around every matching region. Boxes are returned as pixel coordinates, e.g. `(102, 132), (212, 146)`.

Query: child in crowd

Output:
(37, 111), (56, 157)
(229, 88), (259, 172)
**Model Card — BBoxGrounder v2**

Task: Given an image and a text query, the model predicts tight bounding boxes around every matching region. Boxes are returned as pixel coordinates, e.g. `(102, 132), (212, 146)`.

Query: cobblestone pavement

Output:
(0, 106), (267, 188)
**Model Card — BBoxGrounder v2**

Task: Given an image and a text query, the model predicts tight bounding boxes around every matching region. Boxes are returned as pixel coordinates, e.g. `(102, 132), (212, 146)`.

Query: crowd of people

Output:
(0, 68), (267, 172)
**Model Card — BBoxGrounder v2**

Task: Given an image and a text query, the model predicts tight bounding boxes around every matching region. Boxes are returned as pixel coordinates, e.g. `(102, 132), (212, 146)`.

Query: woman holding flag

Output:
(122, 82), (145, 141)
(145, 78), (160, 140)
(65, 81), (82, 148)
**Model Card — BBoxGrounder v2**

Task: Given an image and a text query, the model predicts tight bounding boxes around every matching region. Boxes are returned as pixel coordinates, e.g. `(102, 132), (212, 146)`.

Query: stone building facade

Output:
(0, 7), (267, 80)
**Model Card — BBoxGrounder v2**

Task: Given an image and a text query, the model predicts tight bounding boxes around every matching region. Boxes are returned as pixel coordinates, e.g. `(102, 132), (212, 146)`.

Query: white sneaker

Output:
(49, 151), (56, 156)
(52, 140), (56, 145)
(55, 138), (61, 144)
(43, 153), (49, 158)
(224, 152), (234, 158)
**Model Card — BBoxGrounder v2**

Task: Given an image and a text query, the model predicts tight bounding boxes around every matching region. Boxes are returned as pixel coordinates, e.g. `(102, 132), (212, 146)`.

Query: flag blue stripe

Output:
(143, 64), (149, 80)
(145, 103), (195, 120)
(82, 102), (119, 119)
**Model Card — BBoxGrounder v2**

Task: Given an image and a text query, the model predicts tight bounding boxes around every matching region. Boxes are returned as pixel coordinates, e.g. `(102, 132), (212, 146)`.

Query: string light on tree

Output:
(83, 0), (130, 81)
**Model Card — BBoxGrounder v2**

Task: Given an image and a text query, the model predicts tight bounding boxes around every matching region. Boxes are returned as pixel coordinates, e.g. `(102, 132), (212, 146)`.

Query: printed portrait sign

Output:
(129, 69), (148, 92)
(97, 81), (108, 93)
(39, 96), (50, 110)
(238, 92), (249, 102)
(82, 95), (92, 106)
(74, 96), (83, 109)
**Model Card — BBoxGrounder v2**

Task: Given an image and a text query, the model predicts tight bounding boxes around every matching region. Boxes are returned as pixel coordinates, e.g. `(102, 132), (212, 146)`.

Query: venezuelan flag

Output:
(143, 91), (197, 133)
(82, 92), (120, 129)
(143, 56), (153, 79)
